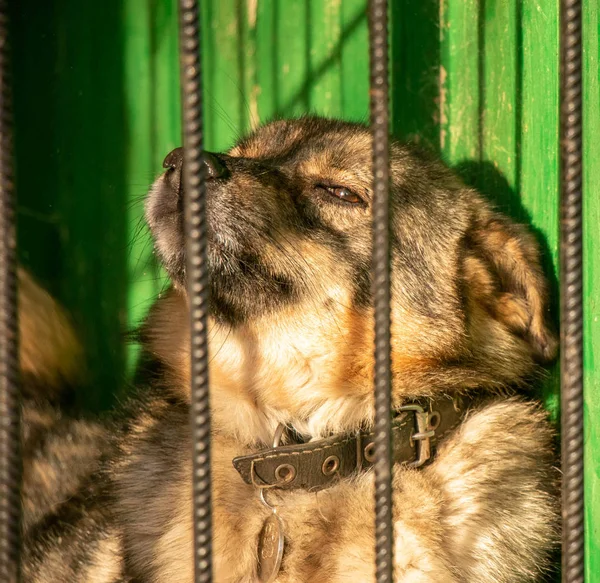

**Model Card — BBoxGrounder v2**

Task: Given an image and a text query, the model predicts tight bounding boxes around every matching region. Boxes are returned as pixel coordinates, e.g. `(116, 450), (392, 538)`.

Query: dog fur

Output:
(22, 117), (559, 582)
(19, 268), (108, 532)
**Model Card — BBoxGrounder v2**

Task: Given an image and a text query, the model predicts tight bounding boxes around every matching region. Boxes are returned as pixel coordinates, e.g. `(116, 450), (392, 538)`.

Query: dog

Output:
(22, 116), (559, 582)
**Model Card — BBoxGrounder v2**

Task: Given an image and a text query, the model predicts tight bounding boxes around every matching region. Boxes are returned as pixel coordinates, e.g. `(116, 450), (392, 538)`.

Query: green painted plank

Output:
(256, 0), (278, 121)
(13, 1), (129, 409)
(340, 0), (368, 123)
(12, 1), (63, 283)
(203, 0), (246, 152)
(583, 0), (600, 576)
(150, 0), (182, 159)
(480, 0), (518, 201)
(239, 0), (260, 131)
(519, 0), (560, 414)
(13, 0), (130, 409)
(274, 0), (310, 117)
(439, 0), (480, 164)
(307, 0), (342, 117)
(519, 0), (560, 269)
(390, 0), (440, 149)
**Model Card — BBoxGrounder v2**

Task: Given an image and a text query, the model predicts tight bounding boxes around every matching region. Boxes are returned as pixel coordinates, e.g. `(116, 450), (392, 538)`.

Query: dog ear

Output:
(462, 207), (558, 363)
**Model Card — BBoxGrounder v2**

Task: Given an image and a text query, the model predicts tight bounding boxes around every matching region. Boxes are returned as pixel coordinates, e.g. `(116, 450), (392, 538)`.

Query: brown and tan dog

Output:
(23, 117), (559, 582)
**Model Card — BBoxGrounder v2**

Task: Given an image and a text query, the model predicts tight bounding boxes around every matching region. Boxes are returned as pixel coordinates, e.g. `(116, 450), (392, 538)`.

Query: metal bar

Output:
(368, 1), (394, 582)
(0, 0), (20, 581)
(560, 0), (585, 580)
(178, 1), (212, 582)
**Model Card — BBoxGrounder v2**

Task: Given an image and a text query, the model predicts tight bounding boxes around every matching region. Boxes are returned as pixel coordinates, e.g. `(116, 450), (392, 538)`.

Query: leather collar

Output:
(232, 394), (480, 492)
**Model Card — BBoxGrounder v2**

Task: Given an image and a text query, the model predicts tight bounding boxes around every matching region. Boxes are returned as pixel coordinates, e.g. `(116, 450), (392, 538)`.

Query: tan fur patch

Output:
(19, 268), (84, 388)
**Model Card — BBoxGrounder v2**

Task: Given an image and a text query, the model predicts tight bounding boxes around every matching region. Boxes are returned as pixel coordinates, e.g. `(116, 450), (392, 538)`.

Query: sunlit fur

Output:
(23, 117), (559, 582)
(18, 269), (107, 532)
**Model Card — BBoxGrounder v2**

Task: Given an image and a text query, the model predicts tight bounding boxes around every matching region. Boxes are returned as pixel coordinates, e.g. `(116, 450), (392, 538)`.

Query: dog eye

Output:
(319, 185), (362, 204)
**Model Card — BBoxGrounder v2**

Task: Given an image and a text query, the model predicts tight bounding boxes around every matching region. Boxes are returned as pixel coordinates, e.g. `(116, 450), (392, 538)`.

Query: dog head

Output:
(144, 117), (557, 440)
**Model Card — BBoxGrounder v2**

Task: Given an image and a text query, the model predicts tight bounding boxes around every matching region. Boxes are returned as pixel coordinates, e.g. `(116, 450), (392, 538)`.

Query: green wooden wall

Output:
(10, 0), (599, 577)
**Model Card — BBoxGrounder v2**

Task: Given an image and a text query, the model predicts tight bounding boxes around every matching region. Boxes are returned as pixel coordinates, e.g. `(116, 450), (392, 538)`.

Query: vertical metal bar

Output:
(368, 1), (393, 582)
(0, 1), (20, 581)
(178, 1), (212, 582)
(560, 0), (584, 581)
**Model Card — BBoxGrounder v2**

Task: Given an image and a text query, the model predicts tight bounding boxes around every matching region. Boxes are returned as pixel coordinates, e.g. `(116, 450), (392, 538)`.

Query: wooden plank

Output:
(50, 0), (129, 409)
(390, 0), (440, 149)
(583, 0), (600, 575)
(439, 0), (480, 163)
(150, 0), (182, 158)
(340, 0), (368, 122)
(239, 0), (260, 131)
(519, 0), (560, 412)
(257, 0), (310, 119)
(256, 0), (278, 120)
(480, 0), (518, 201)
(274, 0), (310, 117)
(11, 0), (63, 282)
(307, 0), (342, 117)
(203, 0), (246, 152)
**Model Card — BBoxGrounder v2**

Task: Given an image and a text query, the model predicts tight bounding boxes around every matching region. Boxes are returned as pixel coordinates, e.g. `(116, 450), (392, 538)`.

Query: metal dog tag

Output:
(257, 511), (284, 583)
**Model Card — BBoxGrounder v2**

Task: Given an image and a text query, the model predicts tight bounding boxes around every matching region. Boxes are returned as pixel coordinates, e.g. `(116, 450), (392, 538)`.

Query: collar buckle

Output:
(398, 404), (435, 468)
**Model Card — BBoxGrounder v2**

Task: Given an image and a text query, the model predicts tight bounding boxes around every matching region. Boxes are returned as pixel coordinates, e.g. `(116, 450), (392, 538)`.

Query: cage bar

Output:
(368, 1), (394, 582)
(0, 1), (20, 581)
(560, 0), (585, 581)
(178, 1), (213, 582)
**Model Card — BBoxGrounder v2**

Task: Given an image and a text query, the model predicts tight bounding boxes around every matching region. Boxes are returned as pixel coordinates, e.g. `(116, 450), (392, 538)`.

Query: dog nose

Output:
(162, 148), (226, 179)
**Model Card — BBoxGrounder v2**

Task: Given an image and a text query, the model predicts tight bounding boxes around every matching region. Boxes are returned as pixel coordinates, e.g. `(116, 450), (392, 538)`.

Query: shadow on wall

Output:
(11, 0), (129, 411)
